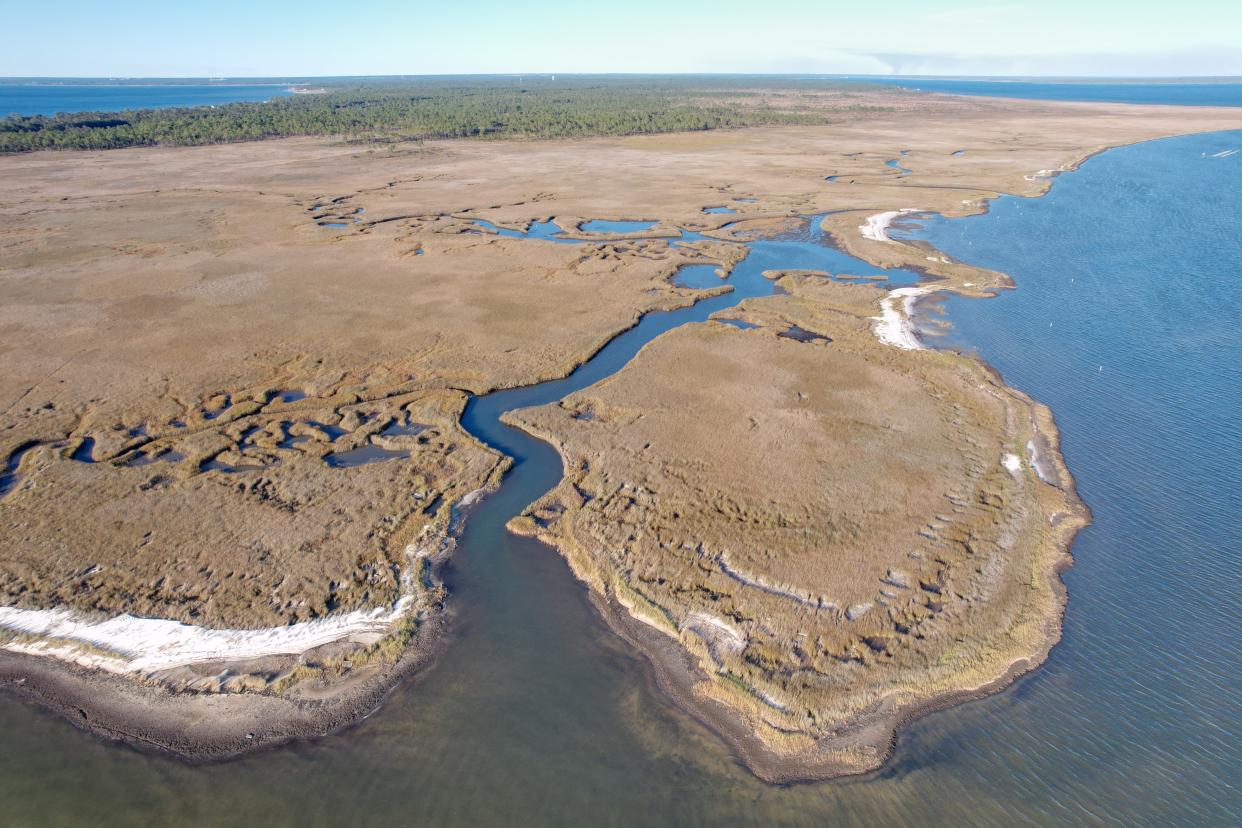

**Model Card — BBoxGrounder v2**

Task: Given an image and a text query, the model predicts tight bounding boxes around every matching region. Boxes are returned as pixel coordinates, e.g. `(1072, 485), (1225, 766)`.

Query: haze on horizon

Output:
(4, 0), (1242, 79)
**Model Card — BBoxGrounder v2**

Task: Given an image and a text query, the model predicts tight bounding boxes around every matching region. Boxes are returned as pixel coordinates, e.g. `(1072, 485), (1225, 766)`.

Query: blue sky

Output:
(3, 0), (1241, 77)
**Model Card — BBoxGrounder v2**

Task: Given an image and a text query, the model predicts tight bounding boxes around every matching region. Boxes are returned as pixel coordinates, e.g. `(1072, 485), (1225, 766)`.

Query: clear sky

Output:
(3, 0), (1241, 78)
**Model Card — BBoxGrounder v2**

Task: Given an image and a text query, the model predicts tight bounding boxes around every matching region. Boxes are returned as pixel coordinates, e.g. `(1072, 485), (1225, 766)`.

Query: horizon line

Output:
(3, 73), (1242, 82)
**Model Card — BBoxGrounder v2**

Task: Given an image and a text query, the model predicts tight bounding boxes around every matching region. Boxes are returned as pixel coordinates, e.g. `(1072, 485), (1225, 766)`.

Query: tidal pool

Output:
(578, 219), (657, 234)
(885, 158), (911, 176)
(323, 444), (410, 468)
(671, 264), (722, 289)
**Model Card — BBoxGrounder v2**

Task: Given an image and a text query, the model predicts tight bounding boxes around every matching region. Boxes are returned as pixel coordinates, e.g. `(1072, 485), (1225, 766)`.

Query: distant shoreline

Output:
(1, 98), (1240, 777)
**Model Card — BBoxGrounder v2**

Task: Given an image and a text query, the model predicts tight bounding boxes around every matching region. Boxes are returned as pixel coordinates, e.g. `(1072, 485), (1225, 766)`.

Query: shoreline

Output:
(0, 149), (1100, 775)
(0, 488), (489, 760)
(0, 569), (455, 763)
(858, 208), (918, 242)
(0, 589), (415, 675)
(0, 504), (473, 675)
(498, 146), (1105, 781)
(0, 117), (1226, 776)
(873, 285), (935, 349)
(520, 342), (1090, 783)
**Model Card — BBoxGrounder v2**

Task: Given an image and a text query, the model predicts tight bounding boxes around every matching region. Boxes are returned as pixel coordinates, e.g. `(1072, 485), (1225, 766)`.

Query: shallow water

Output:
(469, 217), (655, 243)
(885, 158), (912, 176)
(672, 263), (722, 289)
(471, 218), (578, 243)
(323, 444), (410, 468)
(1, 133), (1240, 825)
(69, 437), (96, 463)
(578, 219), (657, 234)
(378, 420), (429, 438)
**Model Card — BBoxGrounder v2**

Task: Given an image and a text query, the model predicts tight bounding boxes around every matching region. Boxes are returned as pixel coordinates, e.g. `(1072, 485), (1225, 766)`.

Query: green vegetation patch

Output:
(0, 76), (890, 153)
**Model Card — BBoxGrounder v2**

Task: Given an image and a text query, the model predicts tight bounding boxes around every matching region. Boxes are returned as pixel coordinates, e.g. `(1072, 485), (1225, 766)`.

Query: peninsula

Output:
(1, 83), (1239, 778)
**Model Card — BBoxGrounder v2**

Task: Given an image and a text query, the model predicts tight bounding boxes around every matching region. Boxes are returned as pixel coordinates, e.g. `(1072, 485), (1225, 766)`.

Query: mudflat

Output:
(2, 89), (1240, 772)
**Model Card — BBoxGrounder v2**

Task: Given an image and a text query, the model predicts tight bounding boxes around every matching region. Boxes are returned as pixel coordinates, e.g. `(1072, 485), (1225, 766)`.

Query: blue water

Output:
(465, 215), (917, 437)
(885, 158), (911, 176)
(844, 76), (1242, 107)
(471, 218), (575, 242)
(579, 219), (657, 234)
(323, 445), (410, 468)
(672, 264), (723, 289)
(895, 129), (1242, 823)
(703, 206), (736, 214)
(0, 83), (293, 117)
(1, 129), (1240, 824)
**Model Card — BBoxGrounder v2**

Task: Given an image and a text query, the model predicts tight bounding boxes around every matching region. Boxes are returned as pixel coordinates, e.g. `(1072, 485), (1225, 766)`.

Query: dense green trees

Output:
(0, 77), (876, 153)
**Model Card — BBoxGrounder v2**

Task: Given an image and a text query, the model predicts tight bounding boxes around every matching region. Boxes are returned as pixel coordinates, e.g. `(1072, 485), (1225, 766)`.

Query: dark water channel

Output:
(2, 128), (1237, 824)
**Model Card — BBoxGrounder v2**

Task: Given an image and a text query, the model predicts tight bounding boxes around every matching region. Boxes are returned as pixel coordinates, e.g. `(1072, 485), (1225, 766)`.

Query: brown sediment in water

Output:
(0, 90), (1238, 765)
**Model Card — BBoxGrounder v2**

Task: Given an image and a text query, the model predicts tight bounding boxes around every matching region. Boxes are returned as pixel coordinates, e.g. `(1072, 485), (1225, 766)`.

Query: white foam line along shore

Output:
(1026, 439), (1057, 485)
(873, 286), (933, 350)
(859, 208), (917, 242)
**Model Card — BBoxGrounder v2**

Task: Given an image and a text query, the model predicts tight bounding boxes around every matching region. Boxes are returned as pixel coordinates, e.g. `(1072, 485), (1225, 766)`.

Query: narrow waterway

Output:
(1, 132), (1238, 825)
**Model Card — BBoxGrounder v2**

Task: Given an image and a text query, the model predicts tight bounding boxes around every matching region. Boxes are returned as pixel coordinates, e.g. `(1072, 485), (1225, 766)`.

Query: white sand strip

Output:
(684, 611), (746, 654)
(1026, 439), (1058, 485)
(0, 599), (411, 674)
(859, 208), (917, 242)
(873, 286), (933, 349)
(0, 505), (476, 675)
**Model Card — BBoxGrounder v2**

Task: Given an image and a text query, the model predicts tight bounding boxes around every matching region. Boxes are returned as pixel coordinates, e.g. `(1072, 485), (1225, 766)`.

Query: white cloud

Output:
(835, 46), (1242, 77)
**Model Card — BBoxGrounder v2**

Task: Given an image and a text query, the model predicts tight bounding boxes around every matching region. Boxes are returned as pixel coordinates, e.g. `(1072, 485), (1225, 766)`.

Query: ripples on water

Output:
(895, 130), (1242, 825)
(1, 134), (1239, 826)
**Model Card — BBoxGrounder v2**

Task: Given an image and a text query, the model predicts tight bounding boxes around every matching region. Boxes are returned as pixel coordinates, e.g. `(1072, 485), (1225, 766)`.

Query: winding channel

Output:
(3, 126), (1237, 828)
(458, 216), (918, 565)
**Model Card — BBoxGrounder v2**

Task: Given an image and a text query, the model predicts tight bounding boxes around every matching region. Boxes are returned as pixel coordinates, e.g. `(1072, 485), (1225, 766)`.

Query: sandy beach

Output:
(873, 285), (934, 349)
(859, 208), (918, 242)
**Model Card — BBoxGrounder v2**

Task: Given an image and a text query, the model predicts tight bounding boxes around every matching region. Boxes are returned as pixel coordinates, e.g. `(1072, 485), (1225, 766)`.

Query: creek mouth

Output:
(1, 130), (1235, 827)
(0, 214), (921, 777)
(450, 216), (920, 774)
(461, 213), (915, 506)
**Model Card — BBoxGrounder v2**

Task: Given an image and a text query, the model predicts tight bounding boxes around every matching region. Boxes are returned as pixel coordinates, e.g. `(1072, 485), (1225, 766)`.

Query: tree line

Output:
(0, 77), (873, 153)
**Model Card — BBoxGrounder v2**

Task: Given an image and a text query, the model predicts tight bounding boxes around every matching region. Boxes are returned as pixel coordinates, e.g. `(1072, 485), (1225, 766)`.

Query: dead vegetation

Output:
(507, 275), (1088, 761)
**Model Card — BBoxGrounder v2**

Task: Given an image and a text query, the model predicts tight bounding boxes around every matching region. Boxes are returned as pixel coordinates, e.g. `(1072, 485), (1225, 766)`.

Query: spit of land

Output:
(1, 88), (1239, 777)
